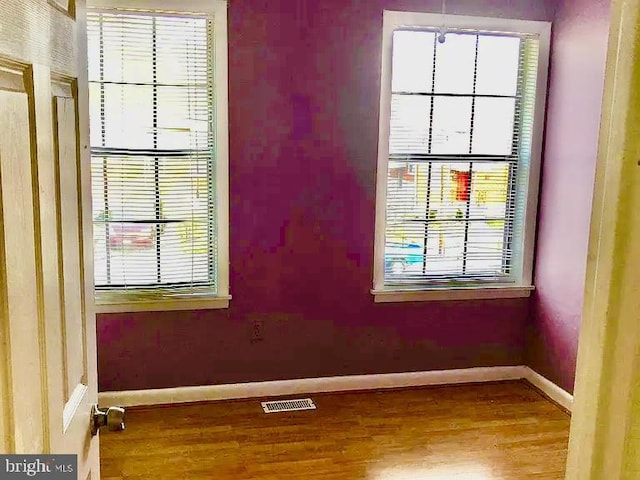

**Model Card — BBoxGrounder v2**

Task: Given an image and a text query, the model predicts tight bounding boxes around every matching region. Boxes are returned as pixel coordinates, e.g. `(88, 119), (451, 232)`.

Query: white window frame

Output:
(372, 11), (551, 303)
(87, 0), (230, 313)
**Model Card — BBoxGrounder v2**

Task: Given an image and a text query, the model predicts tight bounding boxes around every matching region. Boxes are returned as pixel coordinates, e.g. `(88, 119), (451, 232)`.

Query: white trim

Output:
(212, 2), (230, 300)
(373, 11), (551, 294)
(87, 0), (227, 13)
(100, 367), (574, 412)
(94, 295), (230, 313)
(383, 11), (552, 35)
(372, 285), (533, 302)
(372, 11), (395, 291)
(99, 366), (527, 407)
(520, 20), (551, 287)
(523, 367), (573, 412)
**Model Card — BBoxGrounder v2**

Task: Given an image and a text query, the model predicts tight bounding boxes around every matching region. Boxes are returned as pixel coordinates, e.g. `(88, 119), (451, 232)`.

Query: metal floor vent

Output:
(261, 398), (316, 413)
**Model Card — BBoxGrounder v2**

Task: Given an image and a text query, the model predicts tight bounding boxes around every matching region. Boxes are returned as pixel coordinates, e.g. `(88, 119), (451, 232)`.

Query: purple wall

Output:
(527, 0), (610, 393)
(97, 0), (555, 392)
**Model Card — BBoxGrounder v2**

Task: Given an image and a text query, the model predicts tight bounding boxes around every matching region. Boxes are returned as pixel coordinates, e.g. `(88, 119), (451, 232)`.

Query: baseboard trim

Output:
(522, 366), (573, 412)
(99, 365), (573, 412)
(99, 366), (526, 407)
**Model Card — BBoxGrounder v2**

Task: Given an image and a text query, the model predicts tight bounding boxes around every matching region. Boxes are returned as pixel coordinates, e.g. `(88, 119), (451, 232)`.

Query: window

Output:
(87, 0), (229, 312)
(373, 12), (550, 302)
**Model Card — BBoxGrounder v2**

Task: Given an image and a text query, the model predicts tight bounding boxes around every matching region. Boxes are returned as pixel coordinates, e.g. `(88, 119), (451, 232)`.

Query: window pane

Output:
(100, 14), (154, 84)
(434, 32), (476, 94)
(384, 222), (466, 278)
(156, 86), (209, 150)
(424, 220), (465, 276)
(87, 20), (101, 82)
(158, 157), (209, 221)
(156, 16), (209, 85)
(159, 223), (210, 284)
(431, 97), (472, 154)
(467, 162), (510, 220)
(102, 84), (154, 149)
(391, 30), (435, 93)
(472, 98), (516, 155)
(475, 35), (521, 96)
(465, 220), (506, 275)
(389, 94), (431, 154)
(384, 229), (425, 277)
(96, 156), (156, 222)
(425, 161), (471, 218)
(93, 222), (158, 286)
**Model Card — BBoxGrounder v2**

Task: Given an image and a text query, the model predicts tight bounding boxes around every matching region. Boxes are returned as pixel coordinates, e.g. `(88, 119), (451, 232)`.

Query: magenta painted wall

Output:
(96, 0), (556, 392)
(527, 0), (610, 393)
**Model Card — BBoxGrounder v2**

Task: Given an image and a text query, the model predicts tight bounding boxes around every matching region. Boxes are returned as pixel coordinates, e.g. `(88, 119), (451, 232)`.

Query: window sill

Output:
(371, 285), (534, 303)
(94, 294), (231, 314)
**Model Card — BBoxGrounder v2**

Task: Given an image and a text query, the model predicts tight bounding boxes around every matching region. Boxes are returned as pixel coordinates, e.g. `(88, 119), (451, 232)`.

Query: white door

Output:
(566, 0), (640, 477)
(0, 0), (111, 477)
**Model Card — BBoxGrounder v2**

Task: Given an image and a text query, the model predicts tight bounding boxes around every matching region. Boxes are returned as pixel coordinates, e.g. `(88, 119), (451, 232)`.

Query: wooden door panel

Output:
(0, 86), (44, 454)
(54, 94), (87, 403)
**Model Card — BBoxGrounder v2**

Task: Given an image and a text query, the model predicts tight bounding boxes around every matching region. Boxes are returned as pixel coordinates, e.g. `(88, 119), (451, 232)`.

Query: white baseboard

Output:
(522, 366), (573, 411)
(99, 365), (573, 412)
(99, 366), (525, 407)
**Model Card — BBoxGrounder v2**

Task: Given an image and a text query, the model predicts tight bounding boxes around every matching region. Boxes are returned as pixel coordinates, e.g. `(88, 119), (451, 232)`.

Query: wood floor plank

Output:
(100, 380), (570, 479)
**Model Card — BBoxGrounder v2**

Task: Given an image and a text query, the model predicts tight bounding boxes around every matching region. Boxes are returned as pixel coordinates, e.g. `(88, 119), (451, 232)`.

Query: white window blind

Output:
(87, 9), (218, 298)
(381, 27), (541, 287)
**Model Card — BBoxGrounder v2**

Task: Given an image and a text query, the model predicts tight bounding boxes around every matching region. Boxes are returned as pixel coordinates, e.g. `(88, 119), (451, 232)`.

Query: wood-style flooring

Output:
(100, 380), (570, 479)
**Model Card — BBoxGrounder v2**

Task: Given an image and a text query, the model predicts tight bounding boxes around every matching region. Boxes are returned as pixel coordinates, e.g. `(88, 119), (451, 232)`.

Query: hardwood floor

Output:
(100, 381), (570, 479)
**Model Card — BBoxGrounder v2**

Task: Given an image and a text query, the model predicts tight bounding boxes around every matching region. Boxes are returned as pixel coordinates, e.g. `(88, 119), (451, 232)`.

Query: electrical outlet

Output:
(251, 318), (264, 342)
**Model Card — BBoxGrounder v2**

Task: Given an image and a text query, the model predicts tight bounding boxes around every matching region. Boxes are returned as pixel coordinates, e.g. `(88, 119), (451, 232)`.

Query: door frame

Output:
(566, 0), (640, 477)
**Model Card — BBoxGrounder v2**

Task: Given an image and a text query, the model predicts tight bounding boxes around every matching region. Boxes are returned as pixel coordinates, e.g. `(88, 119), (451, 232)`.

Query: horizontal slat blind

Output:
(87, 9), (217, 295)
(384, 29), (539, 286)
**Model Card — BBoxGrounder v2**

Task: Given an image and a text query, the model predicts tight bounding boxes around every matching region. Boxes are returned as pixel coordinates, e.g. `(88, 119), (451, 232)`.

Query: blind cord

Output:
(438, 0), (447, 43)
